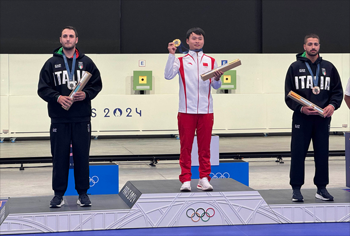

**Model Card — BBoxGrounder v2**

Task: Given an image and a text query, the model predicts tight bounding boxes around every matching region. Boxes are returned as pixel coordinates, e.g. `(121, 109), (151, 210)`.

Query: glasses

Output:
(306, 42), (320, 46)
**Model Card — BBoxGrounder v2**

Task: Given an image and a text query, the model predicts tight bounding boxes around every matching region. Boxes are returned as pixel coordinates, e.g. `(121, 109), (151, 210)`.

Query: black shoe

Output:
(77, 193), (92, 207)
(292, 189), (304, 202)
(315, 188), (334, 201)
(50, 195), (64, 208)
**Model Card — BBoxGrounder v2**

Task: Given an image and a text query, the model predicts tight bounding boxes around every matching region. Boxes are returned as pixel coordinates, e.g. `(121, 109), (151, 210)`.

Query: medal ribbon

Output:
(305, 62), (320, 87)
(63, 52), (76, 82)
(181, 47), (202, 54)
(177, 43), (202, 54)
(191, 48), (203, 52)
(177, 42), (187, 54)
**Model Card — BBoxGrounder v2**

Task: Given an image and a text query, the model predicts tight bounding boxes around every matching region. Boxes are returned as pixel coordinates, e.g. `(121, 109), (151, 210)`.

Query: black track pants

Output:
(290, 111), (330, 188)
(50, 122), (91, 196)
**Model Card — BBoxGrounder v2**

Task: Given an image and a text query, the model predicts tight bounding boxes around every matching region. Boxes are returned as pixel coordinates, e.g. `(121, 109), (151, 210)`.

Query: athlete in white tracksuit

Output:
(164, 27), (222, 191)
(165, 51), (221, 113)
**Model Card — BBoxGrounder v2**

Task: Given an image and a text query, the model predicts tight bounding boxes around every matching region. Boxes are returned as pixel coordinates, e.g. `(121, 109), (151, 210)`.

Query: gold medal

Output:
(173, 39), (181, 47)
(312, 86), (320, 95)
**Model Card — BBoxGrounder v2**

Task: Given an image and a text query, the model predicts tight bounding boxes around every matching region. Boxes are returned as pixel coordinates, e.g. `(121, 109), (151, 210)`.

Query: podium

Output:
(1, 179), (349, 235)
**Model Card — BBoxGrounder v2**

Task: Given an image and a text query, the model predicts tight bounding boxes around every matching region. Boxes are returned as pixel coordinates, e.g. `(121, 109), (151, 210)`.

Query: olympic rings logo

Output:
(89, 176), (99, 187)
(186, 208), (215, 222)
(210, 172), (230, 179)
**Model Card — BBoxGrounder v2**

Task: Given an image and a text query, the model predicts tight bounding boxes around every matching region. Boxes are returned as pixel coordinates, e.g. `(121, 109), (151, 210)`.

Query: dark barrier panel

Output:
(0, 0), (121, 53)
(0, 0), (349, 54)
(262, 0), (350, 53)
(120, 0), (262, 53)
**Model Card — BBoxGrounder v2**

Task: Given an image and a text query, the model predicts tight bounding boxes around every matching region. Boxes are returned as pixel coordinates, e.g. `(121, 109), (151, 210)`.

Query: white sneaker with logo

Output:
(180, 181), (191, 192)
(197, 177), (213, 191)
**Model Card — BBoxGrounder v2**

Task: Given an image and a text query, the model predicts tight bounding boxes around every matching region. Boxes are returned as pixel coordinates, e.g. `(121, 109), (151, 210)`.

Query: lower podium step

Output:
(0, 179), (349, 235)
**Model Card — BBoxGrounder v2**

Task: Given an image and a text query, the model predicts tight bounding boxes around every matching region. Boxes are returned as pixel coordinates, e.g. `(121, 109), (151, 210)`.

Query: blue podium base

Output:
(191, 161), (249, 186)
(66, 163), (119, 196)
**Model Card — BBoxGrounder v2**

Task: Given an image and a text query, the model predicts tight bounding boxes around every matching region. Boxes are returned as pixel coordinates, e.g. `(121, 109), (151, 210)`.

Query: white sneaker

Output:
(197, 177), (213, 191)
(180, 181), (191, 192)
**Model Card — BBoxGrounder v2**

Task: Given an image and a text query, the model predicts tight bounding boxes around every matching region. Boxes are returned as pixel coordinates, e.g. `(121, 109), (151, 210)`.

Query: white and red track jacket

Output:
(164, 50), (222, 114)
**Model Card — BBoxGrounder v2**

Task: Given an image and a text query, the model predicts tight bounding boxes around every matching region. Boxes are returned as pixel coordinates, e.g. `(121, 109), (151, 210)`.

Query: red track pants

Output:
(177, 112), (214, 183)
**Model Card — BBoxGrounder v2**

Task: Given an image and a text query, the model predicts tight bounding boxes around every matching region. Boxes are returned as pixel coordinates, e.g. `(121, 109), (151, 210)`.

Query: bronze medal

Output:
(312, 86), (320, 95)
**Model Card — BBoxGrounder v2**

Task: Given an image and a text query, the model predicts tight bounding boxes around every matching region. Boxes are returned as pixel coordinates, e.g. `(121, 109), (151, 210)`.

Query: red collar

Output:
(73, 48), (79, 58)
(67, 48), (79, 58)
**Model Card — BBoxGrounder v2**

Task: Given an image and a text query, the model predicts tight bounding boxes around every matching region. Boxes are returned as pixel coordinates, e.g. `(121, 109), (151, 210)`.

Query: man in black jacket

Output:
(38, 26), (102, 208)
(284, 34), (343, 202)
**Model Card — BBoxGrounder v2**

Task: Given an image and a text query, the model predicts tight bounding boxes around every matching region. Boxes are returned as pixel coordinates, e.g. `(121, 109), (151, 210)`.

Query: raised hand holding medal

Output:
(168, 41), (177, 54)
(168, 39), (182, 55)
(168, 38), (189, 54)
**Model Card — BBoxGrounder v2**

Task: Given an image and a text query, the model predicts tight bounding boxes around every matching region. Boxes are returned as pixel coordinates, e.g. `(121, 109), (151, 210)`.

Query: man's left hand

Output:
(73, 91), (86, 102)
(323, 104), (335, 118)
(213, 70), (223, 81)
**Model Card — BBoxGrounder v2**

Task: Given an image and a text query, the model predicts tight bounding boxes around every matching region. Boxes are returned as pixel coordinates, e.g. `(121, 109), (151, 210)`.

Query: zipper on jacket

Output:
(197, 54), (199, 114)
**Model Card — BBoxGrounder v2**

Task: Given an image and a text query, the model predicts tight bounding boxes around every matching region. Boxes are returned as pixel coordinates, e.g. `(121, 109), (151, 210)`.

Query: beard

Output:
(62, 45), (75, 51)
(306, 49), (318, 56)
(61, 41), (76, 51)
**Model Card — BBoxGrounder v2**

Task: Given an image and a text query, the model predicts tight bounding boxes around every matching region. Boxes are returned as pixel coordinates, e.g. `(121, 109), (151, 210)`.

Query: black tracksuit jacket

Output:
(38, 47), (102, 123)
(285, 52), (343, 111)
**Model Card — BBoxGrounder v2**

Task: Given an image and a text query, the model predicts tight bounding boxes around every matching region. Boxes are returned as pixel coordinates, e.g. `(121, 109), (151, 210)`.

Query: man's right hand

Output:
(301, 106), (319, 116)
(58, 96), (73, 110)
(168, 42), (177, 54)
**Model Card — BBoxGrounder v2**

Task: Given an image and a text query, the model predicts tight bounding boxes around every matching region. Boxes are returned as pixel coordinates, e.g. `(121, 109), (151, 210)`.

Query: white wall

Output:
(0, 53), (349, 138)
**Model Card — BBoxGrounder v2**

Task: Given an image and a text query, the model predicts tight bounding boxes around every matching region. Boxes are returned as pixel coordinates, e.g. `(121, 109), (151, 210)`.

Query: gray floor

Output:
(0, 135), (347, 199)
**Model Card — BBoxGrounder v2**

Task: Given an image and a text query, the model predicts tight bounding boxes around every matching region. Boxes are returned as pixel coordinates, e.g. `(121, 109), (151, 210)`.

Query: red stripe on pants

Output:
(177, 112), (214, 183)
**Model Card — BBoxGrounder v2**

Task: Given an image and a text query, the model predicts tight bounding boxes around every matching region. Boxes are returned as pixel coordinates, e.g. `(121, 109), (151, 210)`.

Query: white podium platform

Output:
(0, 179), (349, 235)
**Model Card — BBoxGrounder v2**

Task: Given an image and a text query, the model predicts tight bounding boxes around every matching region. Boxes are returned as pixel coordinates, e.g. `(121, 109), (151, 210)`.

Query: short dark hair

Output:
(186, 27), (205, 39)
(304, 33), (320, 44)
(61, 26), (78, 37)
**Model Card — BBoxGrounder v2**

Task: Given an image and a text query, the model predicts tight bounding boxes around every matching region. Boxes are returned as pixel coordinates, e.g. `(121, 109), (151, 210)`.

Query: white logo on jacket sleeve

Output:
(55, 64), (61, 68)
(299, 69), (305, 72)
